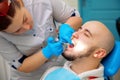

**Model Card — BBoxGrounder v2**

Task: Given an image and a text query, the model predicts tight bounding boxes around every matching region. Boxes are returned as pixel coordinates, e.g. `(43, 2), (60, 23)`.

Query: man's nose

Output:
(72, 32), (79, 39)
(72, 30), (85, 39)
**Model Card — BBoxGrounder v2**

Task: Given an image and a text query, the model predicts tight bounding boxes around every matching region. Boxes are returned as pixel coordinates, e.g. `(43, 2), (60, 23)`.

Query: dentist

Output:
(0, 0), (82, 80)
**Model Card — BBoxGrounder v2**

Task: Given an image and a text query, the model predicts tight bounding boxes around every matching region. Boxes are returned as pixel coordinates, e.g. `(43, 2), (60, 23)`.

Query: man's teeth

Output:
(71, 40), (75, 46)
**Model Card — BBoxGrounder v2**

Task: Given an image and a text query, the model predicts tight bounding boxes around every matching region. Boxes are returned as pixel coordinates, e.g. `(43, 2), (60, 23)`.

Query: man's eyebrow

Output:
(85, 29), (92, 37)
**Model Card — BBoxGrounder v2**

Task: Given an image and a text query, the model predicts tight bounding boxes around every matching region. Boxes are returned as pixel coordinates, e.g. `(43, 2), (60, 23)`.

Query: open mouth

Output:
(69, 44), (74, 48)
(67, 40), (75, 49)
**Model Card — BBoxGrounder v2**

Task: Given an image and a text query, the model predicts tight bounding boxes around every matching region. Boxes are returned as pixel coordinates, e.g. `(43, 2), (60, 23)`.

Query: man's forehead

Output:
(81, 22), (103, 36)
(82, 22), (102, 30)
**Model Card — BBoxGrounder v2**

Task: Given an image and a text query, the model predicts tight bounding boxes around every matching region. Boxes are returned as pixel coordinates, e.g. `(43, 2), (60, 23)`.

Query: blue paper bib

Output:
(45, 68), (80, 80)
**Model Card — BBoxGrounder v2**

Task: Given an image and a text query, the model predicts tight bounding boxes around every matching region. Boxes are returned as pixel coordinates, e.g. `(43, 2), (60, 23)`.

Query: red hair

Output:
(0, 0), (24, 31)
(0, 0), (9, 16)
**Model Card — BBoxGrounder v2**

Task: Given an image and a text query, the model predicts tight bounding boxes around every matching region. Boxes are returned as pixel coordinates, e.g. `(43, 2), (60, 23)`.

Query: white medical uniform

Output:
(41, 61), (104, 80)
(0, 0), (80, 80)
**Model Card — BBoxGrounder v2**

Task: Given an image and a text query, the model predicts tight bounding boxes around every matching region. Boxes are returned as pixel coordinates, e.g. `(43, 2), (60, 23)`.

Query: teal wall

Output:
(78, 0), (120, 40)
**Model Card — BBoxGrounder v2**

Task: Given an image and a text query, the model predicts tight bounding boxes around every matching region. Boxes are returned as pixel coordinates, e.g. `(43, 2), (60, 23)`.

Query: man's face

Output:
(4, 0), (33, 34)
(62, 23), (98, 61)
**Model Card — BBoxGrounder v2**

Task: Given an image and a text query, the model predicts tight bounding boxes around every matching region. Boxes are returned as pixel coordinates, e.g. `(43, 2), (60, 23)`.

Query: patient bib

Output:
(45, 68), (80, 80)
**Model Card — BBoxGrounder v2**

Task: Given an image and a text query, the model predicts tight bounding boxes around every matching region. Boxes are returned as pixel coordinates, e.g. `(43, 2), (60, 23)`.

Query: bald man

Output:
(40, 21), (115, 80)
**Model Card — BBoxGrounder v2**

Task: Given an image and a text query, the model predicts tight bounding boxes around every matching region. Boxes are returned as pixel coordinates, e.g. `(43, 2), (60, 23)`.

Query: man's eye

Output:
(84, 33), (90, 37)
(79, 27), (82, 30)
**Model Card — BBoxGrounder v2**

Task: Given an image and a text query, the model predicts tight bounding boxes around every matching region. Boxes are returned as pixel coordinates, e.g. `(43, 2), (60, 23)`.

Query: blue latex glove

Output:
(42, 37), (63, 59)
(59, 24), (75, 44)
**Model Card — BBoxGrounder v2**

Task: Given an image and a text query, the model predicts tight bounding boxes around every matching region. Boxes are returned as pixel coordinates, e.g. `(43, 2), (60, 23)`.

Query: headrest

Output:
(102, 41), (120, 77)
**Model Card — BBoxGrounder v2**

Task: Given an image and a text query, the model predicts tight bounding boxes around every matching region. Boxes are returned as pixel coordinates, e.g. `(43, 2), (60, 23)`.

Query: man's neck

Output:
(70, 57), (100, 74)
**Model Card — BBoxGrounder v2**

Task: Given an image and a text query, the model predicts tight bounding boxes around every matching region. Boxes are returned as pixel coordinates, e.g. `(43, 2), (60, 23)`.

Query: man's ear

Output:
(94, 48), (107, 58)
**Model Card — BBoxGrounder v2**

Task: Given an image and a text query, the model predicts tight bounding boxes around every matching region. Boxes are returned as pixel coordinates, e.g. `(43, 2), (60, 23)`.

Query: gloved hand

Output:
(59, 24), (75, 44)
(42, 37), (63, 59)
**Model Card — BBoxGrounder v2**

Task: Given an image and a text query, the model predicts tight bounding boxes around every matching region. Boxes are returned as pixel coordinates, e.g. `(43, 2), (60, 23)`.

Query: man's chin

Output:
(62, 53), (75, 61)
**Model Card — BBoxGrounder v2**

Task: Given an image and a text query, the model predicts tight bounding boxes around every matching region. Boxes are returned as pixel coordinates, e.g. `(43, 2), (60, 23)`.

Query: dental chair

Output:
(101, 41), (120, 80)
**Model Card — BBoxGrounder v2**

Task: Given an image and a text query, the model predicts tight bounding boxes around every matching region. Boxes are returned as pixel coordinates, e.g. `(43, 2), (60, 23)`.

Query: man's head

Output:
(62, 21), (115, 61)
(0, 0), (33, 34)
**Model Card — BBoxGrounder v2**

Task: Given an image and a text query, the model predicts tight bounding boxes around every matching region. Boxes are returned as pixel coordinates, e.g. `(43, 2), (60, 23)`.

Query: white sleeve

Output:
(50, 0), (80, 23)
(0, 36), (25, 69)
